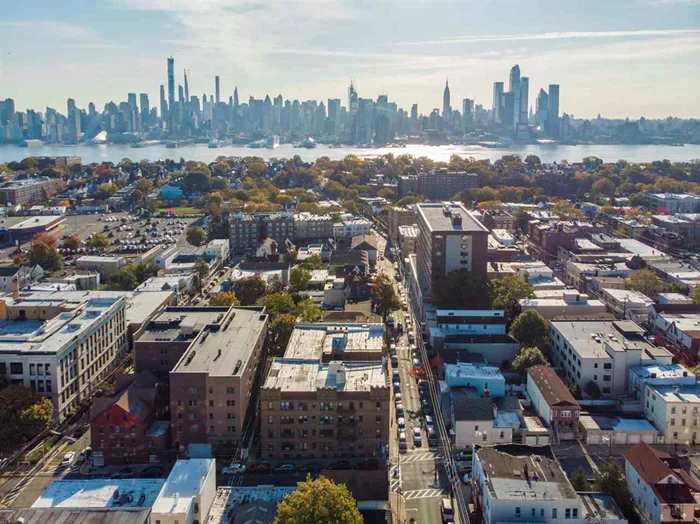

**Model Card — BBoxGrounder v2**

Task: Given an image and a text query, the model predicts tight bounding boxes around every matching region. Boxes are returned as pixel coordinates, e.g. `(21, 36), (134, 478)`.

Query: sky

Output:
(1, 0), (699, 119)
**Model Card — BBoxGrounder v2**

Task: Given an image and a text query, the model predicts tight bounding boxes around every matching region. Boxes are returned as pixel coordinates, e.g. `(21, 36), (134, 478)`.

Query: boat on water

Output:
(266, 135), (280, 149)
(248, 139), (266, 149)
(19, 139), (44, 147)
(301, 137), (316, 149)
(208, 139), (228, 148)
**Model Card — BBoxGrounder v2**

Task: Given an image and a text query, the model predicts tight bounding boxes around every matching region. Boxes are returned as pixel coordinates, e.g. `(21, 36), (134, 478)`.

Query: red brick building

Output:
(526, 365), (581, 438)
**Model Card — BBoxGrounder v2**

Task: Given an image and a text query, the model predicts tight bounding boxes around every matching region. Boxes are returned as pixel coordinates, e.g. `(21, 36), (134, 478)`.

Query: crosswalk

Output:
(45, 464), (80, 475)
(389, 464), (402, 492)
(227, 474), (244, 487)
(1, 476), (32, 506)
(403, 488), (448, 500)
(400, 451), (442, 464)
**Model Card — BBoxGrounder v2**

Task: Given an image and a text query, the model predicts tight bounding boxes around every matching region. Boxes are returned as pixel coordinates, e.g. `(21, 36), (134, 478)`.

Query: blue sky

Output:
(1, 0), (699, 118)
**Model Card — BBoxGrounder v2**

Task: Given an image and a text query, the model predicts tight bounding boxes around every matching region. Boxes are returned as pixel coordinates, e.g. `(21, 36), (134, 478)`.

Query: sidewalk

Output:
(389, 491), (408, 524)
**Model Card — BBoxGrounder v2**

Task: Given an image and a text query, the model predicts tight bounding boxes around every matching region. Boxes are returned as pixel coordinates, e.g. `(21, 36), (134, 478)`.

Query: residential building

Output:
(203, 239), (230, 264)
(229, 212), (295, 254)
(415, 202), (489, 296)
(169, 306), (268, 450)
(481, 209), (516, 232)
(89, 371), (167, 465)
(444, 362), (506, 398)
(151, 459), (217, 524)
(579, 415), (657, 445)
(332, 217), (372, 239)
(294, 212), (334, 240)
(0, 294), (128, 420)
(644, 383), (700, 444)
(600, 288), (654, 324)
(519, 291), (606, 320)
(397, 175), (418, 198)
(350, 234), (378, 265)
(282, 323), (385, 362)
(0, 176), (64, 205)
(260, 360), (390, 460)
(398, 224), (419, 260)
(472, 446), (627, 524)
(427, 309), (518, 364)
(451, 387), (517, 449)
(644, 192), (700, 214)
(625, 442), (700, 524)
(549, 319), (673, 397)
(134, 306), (231, 377)
(414, 169), (479, 201)
(0, 266), (35, 293)
(388, 206), (417, 242)
(652, 305), (700, 364)
(527, 365), (581, 437)
(628, 364), (695, 397)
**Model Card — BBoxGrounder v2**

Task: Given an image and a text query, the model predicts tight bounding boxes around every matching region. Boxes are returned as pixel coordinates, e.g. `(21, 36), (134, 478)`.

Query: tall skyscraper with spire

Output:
(233, 86), (239, 108)
(509, 64), (521, 127)
(184, 69), (189, 104)
(348, 80), (358, 115)
(442, 79), (451, 120)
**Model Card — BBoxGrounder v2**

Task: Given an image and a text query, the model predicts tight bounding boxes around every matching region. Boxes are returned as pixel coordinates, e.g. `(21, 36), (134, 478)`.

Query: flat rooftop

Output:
(648, 384), (700, 403)
(476, 446), (577, 501)
(283, 323), (384, 360)
(444, 362), (504, 380)
(208, 486), (294, 524)
(32, 479), (165, 509)
(629, 363), (693, 380)
(264, 359), (387, 392)
(139, 307), (230, 343)
(173, 307), (267, 376)
(579, 493), (627, 521)
(578, 414), (656, 433)
(0, 508), (150, 524)
(152, 459), (214, 515)
(550, 319), (667, 359)
(416, 202), (488, 233)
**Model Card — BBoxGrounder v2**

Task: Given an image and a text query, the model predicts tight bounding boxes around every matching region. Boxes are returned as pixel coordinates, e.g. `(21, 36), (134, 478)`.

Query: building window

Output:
(572, 509), (578, 518)
(565, 508), (571, 519)
(552, 509), (557, 518)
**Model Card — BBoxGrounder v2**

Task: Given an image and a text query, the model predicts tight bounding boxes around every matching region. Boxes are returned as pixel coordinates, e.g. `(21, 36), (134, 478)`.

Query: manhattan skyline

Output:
(1, 0), (700, 119)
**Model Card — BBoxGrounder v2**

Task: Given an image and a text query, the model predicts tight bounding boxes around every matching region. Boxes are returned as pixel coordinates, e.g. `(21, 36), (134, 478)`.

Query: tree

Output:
(33, 232), (57, 249)
(432, 270), (492, 310)
(626, 268), (662, 299)
(551, 200), (583, 220)
(193, 258), (209, 281)
(63, 235), (83, 251)
(584, 380), (602, 400)
(106, 265), (139, 291)
(94, 182), (118, 200)
(29, 235), (63, 272)
(569, 467), (590, 491)
(269, 314), (297, 355)
(186, 226), (207, 247)
(594, 460), (635, 518)
(490, 275), (535, 322)
(19, 398), (54, 436)
(512, 346), (549, 373)
(289, 266), (311, 292)
(210, 291), (241, 307)
(87, 233), (110, 249)
(257, 292), (295, 319)
(274, 475), (363, 524)
(689, 281), (700, 304)
(592, 178), (616, 198)
(295, 298), (321, 322)
(136, 178), (154, 195)
(509, 310), (549, 349)
(371, 273), (401, 319)
(301, 254), (324, 270)
(234, 274), (268, 306)
(266, 274), (285, 294)
(524, 155), (541, 167)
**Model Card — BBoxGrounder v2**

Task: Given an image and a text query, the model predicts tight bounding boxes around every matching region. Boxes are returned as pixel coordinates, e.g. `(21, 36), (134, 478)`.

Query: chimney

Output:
(12, 276), (19, 300)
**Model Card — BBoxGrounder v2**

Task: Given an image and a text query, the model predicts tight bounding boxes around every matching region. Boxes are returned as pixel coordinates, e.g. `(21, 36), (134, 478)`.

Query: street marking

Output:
(0, 476), (32, 506)
(389, 464), (403, 492)
(400, 452), (442, 464)
(403, 489), (448, 500)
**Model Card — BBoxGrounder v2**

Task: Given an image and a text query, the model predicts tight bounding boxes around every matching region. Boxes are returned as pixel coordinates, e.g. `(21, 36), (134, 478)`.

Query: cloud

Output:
(0, 20), (97, 40)
(390, 29), (700, 46)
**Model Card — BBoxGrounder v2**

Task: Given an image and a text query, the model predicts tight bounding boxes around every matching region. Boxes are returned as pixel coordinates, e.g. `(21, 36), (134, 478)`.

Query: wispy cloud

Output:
(391, 29), (700, 46)
(0, 20), (97, 40)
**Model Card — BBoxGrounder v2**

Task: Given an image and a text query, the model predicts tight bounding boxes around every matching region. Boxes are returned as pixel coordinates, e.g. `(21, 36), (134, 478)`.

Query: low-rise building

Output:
(282, 323), (385, 362)
(294, 212), (334, 240)
(260, 360), (390, 459)
(550, 319), (673, 398)
(644, 383), (700, 444)
(652, 305), (700, 363)
(625, 442), (700, 524)
(600, 288), (655, 323)
(579, 415), (658, 445)
(8, 214), (66, 243)
(204, 239), (230, 264)
(333, 217), (372, 239)
(398, 224), (419, 260)
(451, 387), (517, 449)
(151, 458), (216, 524)
(169, 306), (268, 450)
(444, 362), (505, 398)
(76, 255), (126, 279)
(0, 176), (64, 205)
(520, 291), (606, 320)
(350, 234), (378, 265)
(388, 206), (416, 242)
(657, 293), (693, 305)
(628, 364), (696, 397)
(527, 365), (581, 437)
(645, 192), (700, 214)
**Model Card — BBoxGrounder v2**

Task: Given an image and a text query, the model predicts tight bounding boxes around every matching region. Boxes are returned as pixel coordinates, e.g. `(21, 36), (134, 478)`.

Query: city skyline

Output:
(1, 0), (700, 119)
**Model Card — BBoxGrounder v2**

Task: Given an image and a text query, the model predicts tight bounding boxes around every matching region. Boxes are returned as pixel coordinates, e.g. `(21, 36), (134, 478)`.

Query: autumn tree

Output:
(210, 291), (241, 307)
(29, 232), (63, 272)
(289, 266), (311, 292)
(294, 298), (321, 322)
(234, 274), (267, 306)
(62, 235), (83, 251)
(269, 314), (297, 356)
(186, 226), (207, 247)
(87, 232), (110, 249)
(509, 310), (549, 349)
(274, 475), (363, 524)
(626, 268), (663, 299)
(371, 273), (400, 319)
(512, 347), (549, 373)
(490, 275), (535, 322)
(591, 178), (616, 198)
(551, 200), (583, 220)
(257, 292), (295, 319)
(300, 254), (324, 270)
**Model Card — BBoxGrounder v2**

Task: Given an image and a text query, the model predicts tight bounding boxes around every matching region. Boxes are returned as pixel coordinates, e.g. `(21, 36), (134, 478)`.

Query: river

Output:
(1, 142), (700, 164)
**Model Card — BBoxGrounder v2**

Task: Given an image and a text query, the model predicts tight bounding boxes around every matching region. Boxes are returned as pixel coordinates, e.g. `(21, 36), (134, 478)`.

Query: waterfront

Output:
(1, 142), (700, 164)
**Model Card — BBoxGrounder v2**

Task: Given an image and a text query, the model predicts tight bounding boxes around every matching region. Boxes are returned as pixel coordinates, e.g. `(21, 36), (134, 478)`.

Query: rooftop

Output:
(444, 362), (504, 380)
(208, 486), (294, 524)
(528, 365), (579, 408)
(475, 446), (578, 501)
(8, 215), (64, 230)
(452, 387), (494, 421)
(172, 307), (267, 376)
(416, 202), (488, 233)
(264, 359), (387, 392)
(629, 363), (693, 380)
(647, 383), (700, 403)
(152, 459), (215, 516)
(32, 479), (165, 509)
(578, 493), (627, 521)
(138, 307), (230, 343)
(0, 508), (151, 524)
(578, 414), (656, 433)
(283, 323), (384, 360)
(398, 224), (419, 238)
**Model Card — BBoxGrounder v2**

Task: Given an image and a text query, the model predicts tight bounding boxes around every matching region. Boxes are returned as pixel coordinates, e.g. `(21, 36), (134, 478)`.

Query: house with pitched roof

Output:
(624, 442), (700, 524)
(527, 365), (581, 439)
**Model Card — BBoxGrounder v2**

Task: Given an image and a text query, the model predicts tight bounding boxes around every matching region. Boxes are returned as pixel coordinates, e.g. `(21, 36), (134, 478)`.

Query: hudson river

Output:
(2, 142), (700, 164)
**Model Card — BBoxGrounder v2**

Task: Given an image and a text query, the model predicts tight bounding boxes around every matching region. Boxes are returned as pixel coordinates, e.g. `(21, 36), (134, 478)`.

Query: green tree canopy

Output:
(490, 275), (535, 322)
(193, 258), (209, 282)
(274, 475), (363, 524)
(269, 314), (297, 356)
(234, 274), (267, 306)
(186, 226), (207, 247)
(300, 254), (324, 270)
(257, 292), (296, 319)
(210, 291), (241, 307)
(289, 266), (311, 292)
(512, 346), (549, 373)
(295, 298), (321, 322)
(594, 460), (635, 518)
(569, 467), (590, 491)
(432, 270), (491, 310)
(106, 265), (139, 291)
(87, 232), (110, 249)
(626, 268), (663, 299)
(371, 273), (401, 319)
(584, 380), (602, 400)
(509, 310), (549, 349)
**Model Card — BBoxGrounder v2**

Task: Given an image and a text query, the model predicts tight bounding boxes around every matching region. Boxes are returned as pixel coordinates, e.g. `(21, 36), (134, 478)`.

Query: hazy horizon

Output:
(1, 0), (699, 119)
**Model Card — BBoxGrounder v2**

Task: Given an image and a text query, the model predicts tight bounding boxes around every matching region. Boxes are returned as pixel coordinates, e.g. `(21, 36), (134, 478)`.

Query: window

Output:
(540, 509), (545, 517)
(552, 509), (557, 518)
(603, 375), (611, 382)
(671, 418), (676, 426)
(515, 507), (521, 517)
(30, 364), (35, 376)
(531, 508), (536, 517)
(572, 509), (578, 518)
(9, 363), (22, 375)
(672, 407), (677, 414)
(194, 503), (199, 514)
(565, 508), (571, 519)
(603, 363), (612, 369)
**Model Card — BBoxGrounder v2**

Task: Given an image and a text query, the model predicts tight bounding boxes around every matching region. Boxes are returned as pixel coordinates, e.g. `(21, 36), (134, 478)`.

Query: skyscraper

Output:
(536, 89), (549, 131)
(410, 104), (418, 121)
(547, 84), (560, 138)
(509, 65), (521, 126)
(462, 98), (474, 130)
(140, 93), (150, 126)
(127, 93), (137, 111)
(215, 76), (220, 105)
(184, 70), (190, 105)
(167, 57), (175, 113)
(88, 102), (96, 118)
(66, 98), (80, 143)
(348, 80), (358, 114)
(442, 79), (451, 119)
(160, 85), (167, 121)
(233, 86), (239, 108)
(492, 82), (504, 122)
(519, 77), (529, 126)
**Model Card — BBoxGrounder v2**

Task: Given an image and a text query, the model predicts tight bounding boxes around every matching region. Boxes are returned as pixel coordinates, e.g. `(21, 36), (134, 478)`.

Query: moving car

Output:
(413, 427), (423, 446)
(61, 452), (75, 466)
(273, 463), (296, 473)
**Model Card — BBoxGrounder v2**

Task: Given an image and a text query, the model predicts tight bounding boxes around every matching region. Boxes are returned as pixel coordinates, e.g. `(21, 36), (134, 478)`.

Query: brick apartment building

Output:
(0, 176), (64, 205)
(169, 306), (268, 450)
(229, 212), (295, 254)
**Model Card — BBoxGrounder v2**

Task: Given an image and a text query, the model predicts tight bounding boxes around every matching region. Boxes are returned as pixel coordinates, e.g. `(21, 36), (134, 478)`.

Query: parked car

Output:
(224, 463), (246, 475)
(273, 463), (296, 473)
(397, 417), (406, 430)
(356, 459), (379, 470)
(396, 402), (404, 416)
(299, 462), (323, 474)
(61, 452), (75, 466)
(328, 460), (353, 470)
(413, 427), (423, 446)
(248, 463), (271, 474)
